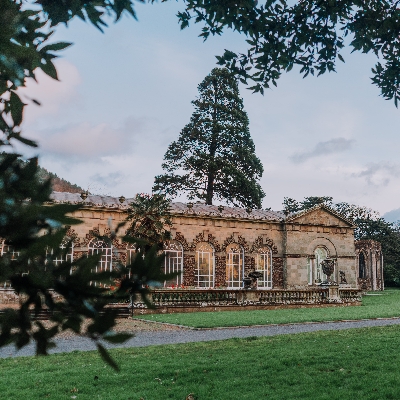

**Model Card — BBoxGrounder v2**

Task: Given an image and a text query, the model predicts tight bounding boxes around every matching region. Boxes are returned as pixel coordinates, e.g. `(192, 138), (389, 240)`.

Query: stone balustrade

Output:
(0, 287), (362, 314)
(131, 287), (361, 311)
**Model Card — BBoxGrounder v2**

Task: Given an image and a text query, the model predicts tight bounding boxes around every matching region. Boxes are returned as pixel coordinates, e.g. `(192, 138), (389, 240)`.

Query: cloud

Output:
(18, 60), (81, 125)
(30, 116), (151, 161)
(90, 171), (125, 186)
(353, 162), (400, 187)
(290, 137), (355, 164)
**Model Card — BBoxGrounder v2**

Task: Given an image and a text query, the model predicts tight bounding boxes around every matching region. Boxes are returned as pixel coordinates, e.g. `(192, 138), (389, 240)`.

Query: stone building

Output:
(44, 192), (383, 291)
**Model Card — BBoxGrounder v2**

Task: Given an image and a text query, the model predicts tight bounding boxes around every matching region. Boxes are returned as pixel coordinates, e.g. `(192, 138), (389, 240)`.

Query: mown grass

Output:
(2, 325), (400, 399)
(135, 289), (400, 328)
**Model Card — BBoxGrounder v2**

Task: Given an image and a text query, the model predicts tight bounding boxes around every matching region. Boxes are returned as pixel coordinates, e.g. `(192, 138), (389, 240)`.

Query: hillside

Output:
(36, 165), (84, 194)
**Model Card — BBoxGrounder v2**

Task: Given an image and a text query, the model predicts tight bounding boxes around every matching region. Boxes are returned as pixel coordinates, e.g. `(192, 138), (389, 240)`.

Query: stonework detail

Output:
(174, 232), (190, 251)
(244, 256), (255, 277)
(272, 257), (284, 288)
(183, 254), (195, 286)
(207, 234), (221, 252)
(215, 256), (226, 286)
(250, 235), (278, 255)
(222, 234), (236, 251)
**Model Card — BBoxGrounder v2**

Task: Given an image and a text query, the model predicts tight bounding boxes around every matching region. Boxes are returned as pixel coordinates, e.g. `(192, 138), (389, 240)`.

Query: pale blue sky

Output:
(18, 2), (400, 216)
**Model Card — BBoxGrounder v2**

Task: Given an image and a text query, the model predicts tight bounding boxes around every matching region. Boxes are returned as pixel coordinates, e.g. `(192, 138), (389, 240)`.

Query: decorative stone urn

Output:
(321, 258), (336, 285)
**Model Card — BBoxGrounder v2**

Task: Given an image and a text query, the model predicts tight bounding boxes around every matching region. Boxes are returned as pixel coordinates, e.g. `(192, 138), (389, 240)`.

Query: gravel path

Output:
(1, 317), (400, 358)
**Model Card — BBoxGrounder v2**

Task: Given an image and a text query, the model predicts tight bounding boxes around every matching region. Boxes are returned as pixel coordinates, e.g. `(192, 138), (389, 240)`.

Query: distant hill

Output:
(36, 165), (84, 194)
(383, 208), (400, 224)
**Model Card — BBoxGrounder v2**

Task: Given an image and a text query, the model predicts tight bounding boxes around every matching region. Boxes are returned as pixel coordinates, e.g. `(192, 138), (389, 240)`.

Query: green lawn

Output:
(2, 325), (400, 399)
(135, 289), (400, 328)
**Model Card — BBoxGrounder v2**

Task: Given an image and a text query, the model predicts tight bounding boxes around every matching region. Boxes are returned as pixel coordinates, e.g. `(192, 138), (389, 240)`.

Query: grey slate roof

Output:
(49, 192), (285, 221)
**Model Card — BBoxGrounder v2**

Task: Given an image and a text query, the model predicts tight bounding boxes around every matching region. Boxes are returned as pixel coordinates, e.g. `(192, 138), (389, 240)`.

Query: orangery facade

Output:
(17, 192), (381, 292)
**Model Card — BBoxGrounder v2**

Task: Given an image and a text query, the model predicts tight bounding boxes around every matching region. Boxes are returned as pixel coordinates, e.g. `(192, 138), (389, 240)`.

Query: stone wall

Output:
(45, 196), (363, 290)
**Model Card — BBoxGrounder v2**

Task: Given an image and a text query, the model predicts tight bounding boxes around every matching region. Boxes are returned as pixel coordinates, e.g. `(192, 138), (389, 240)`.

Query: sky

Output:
(16, 2), (400, 218)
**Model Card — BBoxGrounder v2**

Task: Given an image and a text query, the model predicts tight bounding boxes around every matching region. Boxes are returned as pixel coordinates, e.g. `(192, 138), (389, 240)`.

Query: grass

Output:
(2, 325), (400, 399)
(135, 289), (400, 328)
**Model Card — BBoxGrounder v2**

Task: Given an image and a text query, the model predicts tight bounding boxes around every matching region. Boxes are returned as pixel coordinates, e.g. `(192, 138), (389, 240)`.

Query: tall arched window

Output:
(256, 247), (273, 289)
(164, 241), (183, 287)
(226, 243), (244, 288)
(359, 252), (366, 279)
(195, 243), (214, 288)
(88, 239), (113, 273)
(314, 247), (328, 284)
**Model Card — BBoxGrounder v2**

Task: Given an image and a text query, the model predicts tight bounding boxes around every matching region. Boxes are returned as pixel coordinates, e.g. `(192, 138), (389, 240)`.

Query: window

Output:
(195, 243), (214, 288)
(1, 240), (21, 287)
(314, 247), (328, 284)
(164, 241), (183, 287)
(88, 239), (113, 273)
(359, 252), (366, 279)
(46, 240), (74, 274)
(1, 240), (20, 260)
(256, 247), (273, 289)
(226, 244), (244, 288)
(126, 243), (137, 266)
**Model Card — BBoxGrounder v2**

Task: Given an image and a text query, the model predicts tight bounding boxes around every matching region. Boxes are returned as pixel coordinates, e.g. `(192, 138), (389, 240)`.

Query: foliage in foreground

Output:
(154, 68), (264, 208)
(136, 290), (400, 328)
(125, 193), (172, 252)
(1, 324), (400, 399)
(0, 0), (170, 369)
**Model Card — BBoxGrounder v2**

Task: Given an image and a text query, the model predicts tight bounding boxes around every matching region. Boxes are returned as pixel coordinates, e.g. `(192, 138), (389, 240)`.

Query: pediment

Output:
(287, 205), (354, 227)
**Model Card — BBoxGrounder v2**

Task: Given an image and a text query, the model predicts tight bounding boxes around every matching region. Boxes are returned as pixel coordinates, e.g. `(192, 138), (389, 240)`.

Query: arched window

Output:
(164, 241), (183, 287)
(359, 252), (366, 279)
(195, 243), (214, 288)
(226, 243), (244, 288)
(88, 239), (113, 273)
(256, 247), (273, 289)
(314, 247), (329, 284)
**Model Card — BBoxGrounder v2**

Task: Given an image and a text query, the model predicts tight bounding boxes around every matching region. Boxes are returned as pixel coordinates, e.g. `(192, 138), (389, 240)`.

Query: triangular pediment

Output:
(286, 205), (355, 227)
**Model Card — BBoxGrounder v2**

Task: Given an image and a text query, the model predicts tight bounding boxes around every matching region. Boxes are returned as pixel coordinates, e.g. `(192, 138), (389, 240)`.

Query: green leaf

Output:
(102, 333), (133, 344)
(10, 92), (25, 126)
(40, 60), (58, 80)
(97, 343), (120, 371)
(41, 42), (72, 52)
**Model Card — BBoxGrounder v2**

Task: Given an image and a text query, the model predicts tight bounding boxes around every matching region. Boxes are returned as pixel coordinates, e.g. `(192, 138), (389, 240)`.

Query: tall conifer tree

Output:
(153, 68), (265, 208)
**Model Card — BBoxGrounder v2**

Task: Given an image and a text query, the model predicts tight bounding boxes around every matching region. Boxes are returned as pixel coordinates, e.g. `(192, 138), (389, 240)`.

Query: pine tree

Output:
(153, 68), (265, 208)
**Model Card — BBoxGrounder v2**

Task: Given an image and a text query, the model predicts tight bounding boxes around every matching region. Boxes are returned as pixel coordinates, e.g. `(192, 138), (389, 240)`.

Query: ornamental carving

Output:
(189, 232), (205, 250)
(112, 238), (126, 250)
(272, 257), (284, 288)
(65, 227), (81, 246)
(250, 235), (278, 255)
(189, 232), (221, 252)
(221, 234), (236, 251)
(237, 235), (249, 252)
(174, 232), (190, 251)
(81, 227), (101, 246)
(207, 234), (221, 252)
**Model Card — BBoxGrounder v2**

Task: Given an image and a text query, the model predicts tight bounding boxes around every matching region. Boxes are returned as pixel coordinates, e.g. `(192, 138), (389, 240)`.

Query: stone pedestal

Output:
(326, 284), (341, 303)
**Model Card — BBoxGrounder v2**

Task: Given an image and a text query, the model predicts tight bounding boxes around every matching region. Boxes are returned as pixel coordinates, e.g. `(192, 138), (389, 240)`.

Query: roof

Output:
(49, 192), (285, 221)
(285, 204), (356, 227)
(169, 202), (285, 221)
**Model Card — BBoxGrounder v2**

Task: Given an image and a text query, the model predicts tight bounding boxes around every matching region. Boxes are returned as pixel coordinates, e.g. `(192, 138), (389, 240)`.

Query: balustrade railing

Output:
(131, 287), (362, 309)
(339, 288), (362, 302)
